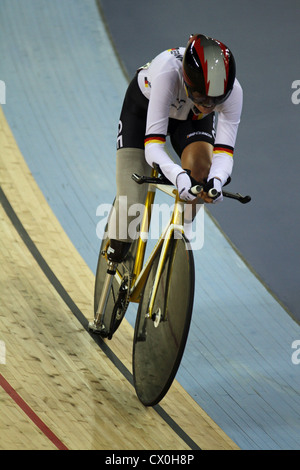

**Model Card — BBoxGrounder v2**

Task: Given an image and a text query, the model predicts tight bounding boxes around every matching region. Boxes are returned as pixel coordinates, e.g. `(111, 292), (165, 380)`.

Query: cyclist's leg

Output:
(92, 76), (151, 336)
(180, 141), (213, 240)
(107, 74), (151, 262)
(181, 140), (213, 182)
(169, 112), (215, 182)
(107, 147), (151, 259)
(169, 113), (215, 239)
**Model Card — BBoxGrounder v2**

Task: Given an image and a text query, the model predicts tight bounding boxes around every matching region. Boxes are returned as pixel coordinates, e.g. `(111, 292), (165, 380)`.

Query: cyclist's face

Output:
(193, 102), (215, 114)
(185, 87), (216, 114)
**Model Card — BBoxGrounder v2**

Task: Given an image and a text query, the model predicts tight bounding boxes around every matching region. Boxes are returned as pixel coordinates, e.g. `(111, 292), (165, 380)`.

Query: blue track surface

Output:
(1, 0), (299, 450)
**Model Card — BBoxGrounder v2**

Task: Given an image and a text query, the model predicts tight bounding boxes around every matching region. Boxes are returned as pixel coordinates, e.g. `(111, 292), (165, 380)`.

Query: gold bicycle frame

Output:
(114, 169), (187, 318)
(91, 166), (249, 334)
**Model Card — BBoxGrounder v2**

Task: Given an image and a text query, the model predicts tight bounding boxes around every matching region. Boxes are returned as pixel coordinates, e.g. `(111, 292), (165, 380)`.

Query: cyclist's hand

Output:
(176, 171), (197, 202)
(201, 178), (223, 203)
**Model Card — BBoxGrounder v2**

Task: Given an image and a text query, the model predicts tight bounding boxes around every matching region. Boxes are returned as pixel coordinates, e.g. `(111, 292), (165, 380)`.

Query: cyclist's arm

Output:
(143, 70), (184, 185)
(208, 79), (243, 186)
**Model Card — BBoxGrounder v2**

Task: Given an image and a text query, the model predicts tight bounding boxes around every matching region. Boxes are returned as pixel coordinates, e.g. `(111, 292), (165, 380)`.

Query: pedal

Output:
(88, 321), (108, 337)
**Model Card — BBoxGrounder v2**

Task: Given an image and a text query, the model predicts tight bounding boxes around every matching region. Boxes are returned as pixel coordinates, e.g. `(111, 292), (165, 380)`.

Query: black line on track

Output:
(0, 186), (201, 451)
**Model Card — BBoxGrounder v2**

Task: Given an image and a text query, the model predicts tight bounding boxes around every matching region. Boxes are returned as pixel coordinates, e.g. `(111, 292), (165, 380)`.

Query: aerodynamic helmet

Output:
(182, 34), (236, 107)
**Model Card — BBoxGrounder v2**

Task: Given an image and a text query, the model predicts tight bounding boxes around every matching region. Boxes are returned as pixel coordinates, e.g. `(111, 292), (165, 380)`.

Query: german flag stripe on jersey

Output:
(144, 134), (166, 146)
(213, 144), (234, 157)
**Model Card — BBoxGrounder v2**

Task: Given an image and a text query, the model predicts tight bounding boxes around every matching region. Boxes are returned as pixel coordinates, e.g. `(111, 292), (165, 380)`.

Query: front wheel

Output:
(132, 232), (195, 406)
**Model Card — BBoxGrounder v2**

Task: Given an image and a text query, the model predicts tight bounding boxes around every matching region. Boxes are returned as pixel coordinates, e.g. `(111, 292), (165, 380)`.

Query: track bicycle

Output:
(89, 167), (251, 406)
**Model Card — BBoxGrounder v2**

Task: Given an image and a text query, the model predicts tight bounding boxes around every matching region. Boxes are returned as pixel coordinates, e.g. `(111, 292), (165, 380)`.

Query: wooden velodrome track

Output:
(0, 107), (238, 450)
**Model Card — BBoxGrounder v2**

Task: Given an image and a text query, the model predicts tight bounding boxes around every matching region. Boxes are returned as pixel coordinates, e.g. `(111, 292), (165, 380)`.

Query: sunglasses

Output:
(185, 85), (216, 108)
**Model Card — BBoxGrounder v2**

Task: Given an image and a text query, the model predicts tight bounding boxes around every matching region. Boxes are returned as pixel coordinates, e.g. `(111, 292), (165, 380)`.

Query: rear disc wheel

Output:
(132, 233), (195, 406)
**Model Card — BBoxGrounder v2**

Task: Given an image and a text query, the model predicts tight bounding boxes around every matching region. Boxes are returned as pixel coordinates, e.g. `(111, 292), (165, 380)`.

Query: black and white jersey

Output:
(137, 47), (243, 185)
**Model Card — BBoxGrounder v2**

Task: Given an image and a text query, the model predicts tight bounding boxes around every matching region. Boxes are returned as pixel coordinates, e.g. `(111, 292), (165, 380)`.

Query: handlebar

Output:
(222, 190), (251, 204)
(131, 172), (251, 204)
(189, 185), (219, 199)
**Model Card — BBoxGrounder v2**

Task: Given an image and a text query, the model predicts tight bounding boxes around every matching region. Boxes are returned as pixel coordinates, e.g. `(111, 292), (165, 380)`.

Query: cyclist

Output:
(106, 34), (243, 263)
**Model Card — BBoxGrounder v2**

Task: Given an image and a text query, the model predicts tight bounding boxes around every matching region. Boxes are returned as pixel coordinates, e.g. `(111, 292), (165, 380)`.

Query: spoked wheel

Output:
(93, 202), (138, 339)
(132, 231), (195, 406)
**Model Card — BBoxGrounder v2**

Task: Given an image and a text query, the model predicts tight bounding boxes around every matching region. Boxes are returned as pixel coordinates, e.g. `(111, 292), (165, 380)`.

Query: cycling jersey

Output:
(137, 47), (243, 186)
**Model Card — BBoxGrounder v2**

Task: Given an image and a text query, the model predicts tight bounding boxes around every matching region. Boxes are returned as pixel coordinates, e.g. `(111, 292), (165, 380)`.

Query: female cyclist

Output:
(106, 34), (243, 262)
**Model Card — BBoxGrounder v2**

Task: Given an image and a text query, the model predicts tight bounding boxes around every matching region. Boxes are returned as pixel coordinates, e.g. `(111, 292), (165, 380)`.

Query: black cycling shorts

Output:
(117, 75), (215, 157)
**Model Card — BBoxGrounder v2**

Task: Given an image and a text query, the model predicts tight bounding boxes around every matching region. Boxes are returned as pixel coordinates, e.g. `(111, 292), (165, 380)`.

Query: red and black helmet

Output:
(183, 34), (236, 107)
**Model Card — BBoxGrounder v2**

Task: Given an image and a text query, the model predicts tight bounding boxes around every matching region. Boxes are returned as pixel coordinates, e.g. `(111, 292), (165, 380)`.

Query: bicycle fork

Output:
(88, 260), (117, 334)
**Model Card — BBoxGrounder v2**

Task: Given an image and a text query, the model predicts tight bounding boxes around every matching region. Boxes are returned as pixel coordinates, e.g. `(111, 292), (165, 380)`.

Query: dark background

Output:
(98, 0), (300, 323)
